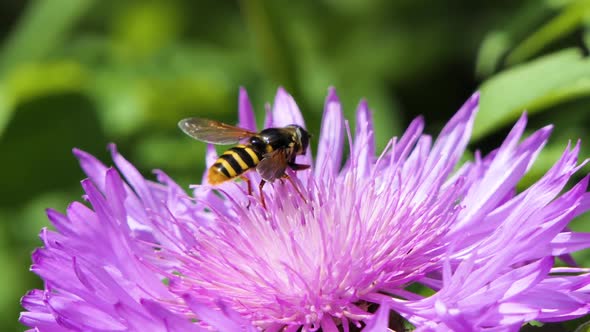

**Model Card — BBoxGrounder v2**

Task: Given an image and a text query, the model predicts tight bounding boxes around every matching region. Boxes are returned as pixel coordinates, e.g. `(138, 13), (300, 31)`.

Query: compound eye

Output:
(297, 128), (310, 152)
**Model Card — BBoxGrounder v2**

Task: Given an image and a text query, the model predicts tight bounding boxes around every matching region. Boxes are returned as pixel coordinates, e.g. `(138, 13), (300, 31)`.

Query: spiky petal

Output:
(21, 88), (590, 331)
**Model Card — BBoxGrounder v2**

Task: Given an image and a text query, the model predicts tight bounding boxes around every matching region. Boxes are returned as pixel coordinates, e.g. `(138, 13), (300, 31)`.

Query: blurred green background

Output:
(2, 0), (590, 330)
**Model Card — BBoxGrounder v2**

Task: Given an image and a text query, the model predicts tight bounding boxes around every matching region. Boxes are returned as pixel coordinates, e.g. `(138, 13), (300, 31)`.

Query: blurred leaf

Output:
(88, 70), (148, 137)
(475, 49), (590, 140)
(518, 137), (587, 189)
(6, 61), (87, 102)
(0, 0), (95, 71)
(405, 282), (435, 297)
(12, 191), (74, 243)
(166, 45), (252, 77)
(572, 319), (590, 332)
(322, 0), (385, 16)
(111, 1), (184, 61)
(87, 55), (236, 137)
(146, 78), (233, 126)
(506, 0), (590, 66)
(240, 0), (299, 94)
(4, 1), (590, 330)
(0, 0), (94, 137)
(135, 135), (207, 186)
(0, 61), (87, 137)
(475, 1), (554, 78)
(0, 94), (105, 208)
(527, 78), (590, 113)
(0, 249), (27, 327)
(0, 85), (15, 138)
(571, 212), (590, 268)
(474, 0), (590, 78)
(339, 82), (402, 152)
(546, 0), (580, 7)
(475, 32), (511, 78)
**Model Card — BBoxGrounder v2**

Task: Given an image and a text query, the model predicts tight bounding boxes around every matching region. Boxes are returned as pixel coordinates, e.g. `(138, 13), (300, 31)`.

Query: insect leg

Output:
(288, 162), (311, 171)
(258, 179), (267, 209)
(283, 174), (307, 204)
(240, 175), (253, 209)
(240, 175), (253, 196)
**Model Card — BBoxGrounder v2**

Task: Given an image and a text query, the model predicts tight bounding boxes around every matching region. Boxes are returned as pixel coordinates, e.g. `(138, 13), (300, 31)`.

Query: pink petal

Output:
(315, 87), (344, 177)
(238, 87), (257, 131)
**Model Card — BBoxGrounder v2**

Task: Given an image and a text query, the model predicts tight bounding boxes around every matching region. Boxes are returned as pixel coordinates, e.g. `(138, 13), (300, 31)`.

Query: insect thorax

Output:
(256, 128), (299, 153)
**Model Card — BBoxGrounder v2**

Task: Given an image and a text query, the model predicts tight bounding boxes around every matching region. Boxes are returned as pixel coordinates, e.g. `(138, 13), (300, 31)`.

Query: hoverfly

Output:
(178, 118), (311, 208)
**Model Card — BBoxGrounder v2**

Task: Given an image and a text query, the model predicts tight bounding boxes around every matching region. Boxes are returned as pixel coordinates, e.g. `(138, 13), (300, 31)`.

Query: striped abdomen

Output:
(207, 144), (264, 184)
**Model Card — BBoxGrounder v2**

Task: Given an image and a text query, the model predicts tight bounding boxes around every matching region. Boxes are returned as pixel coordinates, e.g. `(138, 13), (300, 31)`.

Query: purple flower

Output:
(21, 87), (590, 331)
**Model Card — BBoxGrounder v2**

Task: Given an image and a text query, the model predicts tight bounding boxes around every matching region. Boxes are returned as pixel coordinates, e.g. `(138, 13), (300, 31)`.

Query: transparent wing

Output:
(178, 118), (257, 145)
(256, 150), (289, 182)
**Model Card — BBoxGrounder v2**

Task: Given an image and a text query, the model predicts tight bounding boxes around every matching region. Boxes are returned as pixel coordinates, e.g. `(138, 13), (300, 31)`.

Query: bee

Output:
(178, 118), (311, 208)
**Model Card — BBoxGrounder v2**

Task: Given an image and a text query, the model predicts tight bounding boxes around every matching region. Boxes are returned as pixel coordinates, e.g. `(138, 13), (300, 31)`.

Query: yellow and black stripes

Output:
(207, 145), (264, 184)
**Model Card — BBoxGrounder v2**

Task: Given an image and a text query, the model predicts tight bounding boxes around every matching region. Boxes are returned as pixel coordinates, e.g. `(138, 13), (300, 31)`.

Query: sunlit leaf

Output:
(527, 320), (544, 327)
(5, 61), (87, 102)
(475, 1), (554, 78)
(475, 32), (510, 78)
(475, 49), (590, 139)
(506, 0), (590, 65)
(0, 87), (16, 138)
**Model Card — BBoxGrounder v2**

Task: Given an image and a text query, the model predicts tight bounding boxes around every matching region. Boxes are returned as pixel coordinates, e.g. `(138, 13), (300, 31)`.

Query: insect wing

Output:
(178, 118), (257, 145)
(257, 150), (289, 182)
